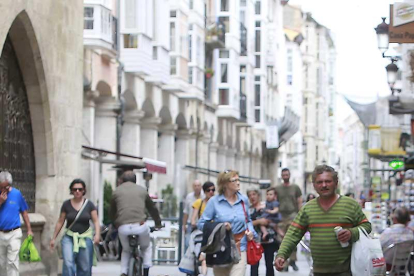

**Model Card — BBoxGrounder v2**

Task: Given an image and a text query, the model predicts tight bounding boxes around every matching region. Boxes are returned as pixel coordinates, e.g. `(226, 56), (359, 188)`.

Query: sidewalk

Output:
(92, 252), (311, 276)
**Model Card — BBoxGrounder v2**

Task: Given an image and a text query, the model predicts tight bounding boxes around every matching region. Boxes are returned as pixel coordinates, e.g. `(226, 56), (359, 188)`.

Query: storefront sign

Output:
(389, 4), (414, 43)
(389, 160), (404, 169)
(393, 2), (414, 27)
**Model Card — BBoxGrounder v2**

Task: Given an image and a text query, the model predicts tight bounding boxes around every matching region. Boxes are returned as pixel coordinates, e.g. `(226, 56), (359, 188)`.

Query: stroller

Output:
(299, 231), (313, 276)
(179, 229), (204, 275)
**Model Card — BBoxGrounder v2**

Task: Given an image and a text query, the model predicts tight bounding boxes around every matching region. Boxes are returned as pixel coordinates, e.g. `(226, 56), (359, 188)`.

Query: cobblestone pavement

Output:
(92, 251), (311, 276)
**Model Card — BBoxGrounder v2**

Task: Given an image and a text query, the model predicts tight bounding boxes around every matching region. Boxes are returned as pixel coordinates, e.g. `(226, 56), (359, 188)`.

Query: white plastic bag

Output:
(178, 246), (196, 274)
(351, 228), (385, 276)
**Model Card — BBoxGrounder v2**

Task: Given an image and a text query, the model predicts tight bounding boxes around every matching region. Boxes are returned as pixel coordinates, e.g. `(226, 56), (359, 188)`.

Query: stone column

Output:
(208, 142), (219, 184)
(94, 98), (120, 222)
(235, 151), (244, 174)
(226, 148), (236, 170)
(140, 117), (161, 195)
(81, 90), (99, 205)
(217, 145), (227, 171)
(175, 130), (191, 198)
(158, 124), (177, 192)
(121, 110), (145, 156)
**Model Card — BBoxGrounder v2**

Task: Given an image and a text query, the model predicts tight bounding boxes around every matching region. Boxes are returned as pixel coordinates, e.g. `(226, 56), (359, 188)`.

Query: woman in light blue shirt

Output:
(198, 170), (257, 276)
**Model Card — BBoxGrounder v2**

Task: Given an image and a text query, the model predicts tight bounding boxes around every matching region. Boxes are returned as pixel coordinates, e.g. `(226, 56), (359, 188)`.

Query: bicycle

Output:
(96, 224), (120, 261)
(128, 226), (161, 276)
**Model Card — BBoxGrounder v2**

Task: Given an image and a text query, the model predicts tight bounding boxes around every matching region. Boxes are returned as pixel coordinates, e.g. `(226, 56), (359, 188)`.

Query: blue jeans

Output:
(61, 234), (93, 276)
(184, 223), (192, 252)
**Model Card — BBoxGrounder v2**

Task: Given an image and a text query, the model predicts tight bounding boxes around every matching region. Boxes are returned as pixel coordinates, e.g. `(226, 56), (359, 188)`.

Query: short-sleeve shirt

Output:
(184, 192), (205, 223)
(61, 199), (96, 234)
(275, 184), (302, 218)
(192, 199), (207, 218)
(0, 188), (28, 230)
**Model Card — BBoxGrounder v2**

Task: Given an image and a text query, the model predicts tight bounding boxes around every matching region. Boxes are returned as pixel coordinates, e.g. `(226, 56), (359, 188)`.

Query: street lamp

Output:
(375, 17), (389, 56)
(386, 61), (399, 94)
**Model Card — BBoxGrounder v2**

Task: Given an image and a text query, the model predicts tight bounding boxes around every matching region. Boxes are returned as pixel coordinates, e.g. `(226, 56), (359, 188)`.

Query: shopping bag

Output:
(19, 235), (41, 262)
(178, 246), (196, 274)
(351, 228), (385, 276)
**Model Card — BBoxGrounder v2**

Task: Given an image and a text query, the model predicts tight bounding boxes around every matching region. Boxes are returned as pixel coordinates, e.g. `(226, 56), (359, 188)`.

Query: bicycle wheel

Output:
(128, 257), (143, 276)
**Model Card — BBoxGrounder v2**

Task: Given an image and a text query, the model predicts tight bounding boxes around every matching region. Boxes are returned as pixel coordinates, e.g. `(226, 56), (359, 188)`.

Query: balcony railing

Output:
(205, 18), (226, 51)
(240, 93), (247, 121)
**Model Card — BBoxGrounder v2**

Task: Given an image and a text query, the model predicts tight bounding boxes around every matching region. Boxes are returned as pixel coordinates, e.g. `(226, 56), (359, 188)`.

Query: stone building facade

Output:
(81, 0), (300, 208)
(0, 0), (84, 275)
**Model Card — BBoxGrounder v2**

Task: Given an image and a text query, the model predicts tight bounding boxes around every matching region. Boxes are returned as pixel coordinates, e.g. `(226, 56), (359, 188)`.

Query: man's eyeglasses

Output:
(0, 185), (10, 191)
(72, 188), (84, 192)
(206, 188), (215, 193)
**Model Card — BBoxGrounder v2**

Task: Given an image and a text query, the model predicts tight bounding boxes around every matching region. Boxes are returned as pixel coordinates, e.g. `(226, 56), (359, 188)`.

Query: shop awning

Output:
(143, 158), (167, 174)
(81, 145), (167, 174)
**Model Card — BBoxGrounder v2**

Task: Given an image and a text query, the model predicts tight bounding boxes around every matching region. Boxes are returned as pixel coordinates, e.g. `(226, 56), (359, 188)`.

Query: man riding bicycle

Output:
(110, 171), (162, 276)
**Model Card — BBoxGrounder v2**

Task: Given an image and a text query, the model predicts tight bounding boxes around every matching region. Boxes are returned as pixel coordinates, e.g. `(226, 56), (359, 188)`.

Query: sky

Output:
(289, 0), (395, 121)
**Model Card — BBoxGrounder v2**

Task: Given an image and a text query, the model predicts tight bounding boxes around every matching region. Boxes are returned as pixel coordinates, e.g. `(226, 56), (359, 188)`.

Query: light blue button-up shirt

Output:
(197, 192), (257, 251)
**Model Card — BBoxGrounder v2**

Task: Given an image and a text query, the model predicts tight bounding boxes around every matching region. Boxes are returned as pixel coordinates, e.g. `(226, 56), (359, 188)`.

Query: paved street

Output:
(92, 251), (311, 276)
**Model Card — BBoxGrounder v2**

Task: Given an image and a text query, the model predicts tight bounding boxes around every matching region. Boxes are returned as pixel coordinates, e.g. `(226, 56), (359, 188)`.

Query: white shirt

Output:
(184, 191), (205, 223)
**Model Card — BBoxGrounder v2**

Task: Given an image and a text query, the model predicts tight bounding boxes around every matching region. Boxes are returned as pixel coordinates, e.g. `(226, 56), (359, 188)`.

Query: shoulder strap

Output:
(241, 201), (250, 231)
(67, 199), (89, 230)
(198, 199), (204, 218)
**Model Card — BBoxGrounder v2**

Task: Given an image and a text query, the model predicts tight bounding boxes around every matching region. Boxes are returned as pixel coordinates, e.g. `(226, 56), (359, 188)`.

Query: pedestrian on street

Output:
(0, 171), (33, 276)
(274, 168), (302, 271)
(50, 178), (100, 276)
(248, 189), (279, 276)
(274, 165), (372, 276)
(110, 171), (162, 276)
(183, 179), (204, 251)
(198, 170), (256, 276)
(190, 181), (215, 230)
(380, 206), (414, 270)
(190, 181), (215, 276)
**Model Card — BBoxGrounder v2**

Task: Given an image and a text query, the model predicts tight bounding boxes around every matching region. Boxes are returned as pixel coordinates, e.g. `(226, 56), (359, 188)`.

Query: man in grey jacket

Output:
(110, 171), (162, 276)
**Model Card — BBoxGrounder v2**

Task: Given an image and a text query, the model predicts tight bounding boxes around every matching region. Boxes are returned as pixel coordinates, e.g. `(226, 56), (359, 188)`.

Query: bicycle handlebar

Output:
(149, 224), (165, 233)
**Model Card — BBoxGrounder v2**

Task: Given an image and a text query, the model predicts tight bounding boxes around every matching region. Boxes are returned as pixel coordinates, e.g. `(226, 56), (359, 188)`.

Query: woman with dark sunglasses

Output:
(190, 181), (215, 229)
(49, 179), (100, 276)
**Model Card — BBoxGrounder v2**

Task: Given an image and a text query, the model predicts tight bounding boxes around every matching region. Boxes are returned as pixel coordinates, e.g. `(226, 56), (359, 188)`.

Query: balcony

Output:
(120, 33), (153, 76)
(83, 5), (117, 58)
(205, 18), (226, 51)
(216, 89), (240, 120)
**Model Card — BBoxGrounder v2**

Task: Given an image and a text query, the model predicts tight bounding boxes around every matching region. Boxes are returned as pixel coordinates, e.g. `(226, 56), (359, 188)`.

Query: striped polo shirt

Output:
(277, 195), (371, 273)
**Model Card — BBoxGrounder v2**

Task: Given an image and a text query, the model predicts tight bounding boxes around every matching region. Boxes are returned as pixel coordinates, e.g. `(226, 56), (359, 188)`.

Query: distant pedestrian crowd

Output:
(5, 163), (414, 276)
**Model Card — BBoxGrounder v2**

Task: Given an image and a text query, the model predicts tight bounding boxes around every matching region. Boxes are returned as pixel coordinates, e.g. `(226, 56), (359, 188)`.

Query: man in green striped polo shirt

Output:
(274, 165), (371, 276)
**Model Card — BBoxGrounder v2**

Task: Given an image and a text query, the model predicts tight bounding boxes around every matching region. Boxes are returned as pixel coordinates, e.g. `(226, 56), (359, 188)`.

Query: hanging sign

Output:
(266, 125), (279, 149)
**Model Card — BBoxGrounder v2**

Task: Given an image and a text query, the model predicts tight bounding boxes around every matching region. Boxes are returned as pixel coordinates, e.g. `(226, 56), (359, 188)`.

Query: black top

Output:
(61, 199), (96, 234)
(249, 206), (277, 245)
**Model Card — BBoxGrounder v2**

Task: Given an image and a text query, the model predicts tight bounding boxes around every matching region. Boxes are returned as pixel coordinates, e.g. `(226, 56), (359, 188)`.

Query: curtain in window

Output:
(221, 0), (229, 11)
(221, 64), (228, 83)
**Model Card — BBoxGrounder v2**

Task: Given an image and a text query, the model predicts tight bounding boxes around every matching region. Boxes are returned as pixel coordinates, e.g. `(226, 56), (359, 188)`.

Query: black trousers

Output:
(250, 242), (279, 276)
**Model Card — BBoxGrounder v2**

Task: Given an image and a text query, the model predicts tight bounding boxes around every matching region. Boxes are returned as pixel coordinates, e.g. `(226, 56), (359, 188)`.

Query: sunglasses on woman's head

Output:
(72, 188), (84, 192)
